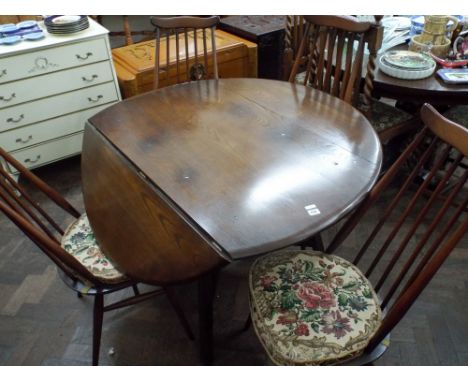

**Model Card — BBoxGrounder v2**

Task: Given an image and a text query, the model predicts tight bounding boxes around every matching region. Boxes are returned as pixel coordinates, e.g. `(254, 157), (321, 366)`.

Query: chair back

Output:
(282, 16), (306, 80)
(325, 104), (467, 353)
(288, 15), (384, 107)
(0, 148), (99, 285)
(150, 16), (220, 89)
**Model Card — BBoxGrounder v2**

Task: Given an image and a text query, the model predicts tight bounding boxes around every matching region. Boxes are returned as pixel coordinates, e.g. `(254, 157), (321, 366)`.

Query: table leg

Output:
(198, 269), (219, 365)
(300, 233), (324, 251)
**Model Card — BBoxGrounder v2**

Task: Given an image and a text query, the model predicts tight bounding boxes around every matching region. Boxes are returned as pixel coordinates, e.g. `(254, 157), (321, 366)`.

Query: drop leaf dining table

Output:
(81, 78), (382, 364)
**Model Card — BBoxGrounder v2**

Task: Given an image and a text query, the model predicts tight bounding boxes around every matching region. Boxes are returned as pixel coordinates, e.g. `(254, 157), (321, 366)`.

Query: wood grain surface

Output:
(83, 78), (382, 283)
(373, 68), (468, 105)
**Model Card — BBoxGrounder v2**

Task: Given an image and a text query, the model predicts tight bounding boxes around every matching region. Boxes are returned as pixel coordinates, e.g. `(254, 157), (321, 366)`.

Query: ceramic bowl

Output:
(379, 54), (436, 80)
(409, 35), (451, 58)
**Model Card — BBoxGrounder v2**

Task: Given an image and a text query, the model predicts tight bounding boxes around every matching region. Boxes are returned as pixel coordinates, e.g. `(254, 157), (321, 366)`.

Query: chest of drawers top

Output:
(0, 19), (111, 84)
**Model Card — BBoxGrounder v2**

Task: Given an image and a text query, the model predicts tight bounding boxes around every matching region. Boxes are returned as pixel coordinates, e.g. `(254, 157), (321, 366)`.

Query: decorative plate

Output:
(44, 15), (89, 35)
(16, 20), (38, 29)
(381, 17), (411, 31)
(437, 68), (468, 84)
(382, 50), (435, 71)
(0, 35), (21, 45)
(23, 32), (45, 41)
(44, 15), (87, 27)
(0, 24), (19, 34)
(379, 55), (436, 80)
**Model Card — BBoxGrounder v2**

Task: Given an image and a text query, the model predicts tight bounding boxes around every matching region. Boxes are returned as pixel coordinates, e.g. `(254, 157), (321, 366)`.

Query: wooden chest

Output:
(112, 29), (257, 98)
(219, 16), (286, 80)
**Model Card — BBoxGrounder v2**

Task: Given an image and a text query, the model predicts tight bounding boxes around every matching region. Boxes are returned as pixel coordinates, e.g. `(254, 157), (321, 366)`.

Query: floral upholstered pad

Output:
(249, 249), (382, 365)
(356, 95), (414, 134)
(294, 72), (414, 135)
(443, 105), (468, 128)
(61, 214), (127, 284)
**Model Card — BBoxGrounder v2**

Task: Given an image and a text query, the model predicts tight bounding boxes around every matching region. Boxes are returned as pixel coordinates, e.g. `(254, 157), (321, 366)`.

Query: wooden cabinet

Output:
(112, 29), (257, 98)
(0, 18), (121, 174)
(219, 16), (286, 80)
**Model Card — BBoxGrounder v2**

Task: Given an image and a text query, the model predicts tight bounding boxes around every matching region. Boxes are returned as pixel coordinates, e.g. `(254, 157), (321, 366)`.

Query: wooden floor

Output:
(0, 156), (467, 366)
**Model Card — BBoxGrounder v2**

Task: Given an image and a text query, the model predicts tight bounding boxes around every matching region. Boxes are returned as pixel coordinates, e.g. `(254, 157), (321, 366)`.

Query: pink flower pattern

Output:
(255, 253), (375, 340)
(296, 282), (336, 309)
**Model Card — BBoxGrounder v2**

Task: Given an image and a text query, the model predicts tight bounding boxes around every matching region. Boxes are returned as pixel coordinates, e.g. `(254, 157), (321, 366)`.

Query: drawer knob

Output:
(0, 93), (16, 102)
(87, 95), (103, 103)
(15, 135), (33, 144)
(24, 155), (41, 164)
(76, 52), (93, 60)
(82, 74), (98, 82)
(7, 114), (24, 123)
(0, 69), (7, 78)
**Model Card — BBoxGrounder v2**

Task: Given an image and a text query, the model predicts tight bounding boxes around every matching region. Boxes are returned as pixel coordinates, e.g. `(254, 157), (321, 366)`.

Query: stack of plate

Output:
(379, 50), (436, 80)
(380, 17), (412, 53)
(44, 15), (89, 35)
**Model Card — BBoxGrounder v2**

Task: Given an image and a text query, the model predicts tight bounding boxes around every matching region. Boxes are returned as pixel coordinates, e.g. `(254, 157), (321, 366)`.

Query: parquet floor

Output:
(0, 156), (467, 366)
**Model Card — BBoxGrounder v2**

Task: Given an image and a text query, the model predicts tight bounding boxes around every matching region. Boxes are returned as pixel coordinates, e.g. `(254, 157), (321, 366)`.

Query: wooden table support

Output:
(198, 269), (219, 365)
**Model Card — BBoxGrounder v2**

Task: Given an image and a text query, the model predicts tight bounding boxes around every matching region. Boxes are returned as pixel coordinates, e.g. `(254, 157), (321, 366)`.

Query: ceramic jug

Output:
(424, 15), (459, 45)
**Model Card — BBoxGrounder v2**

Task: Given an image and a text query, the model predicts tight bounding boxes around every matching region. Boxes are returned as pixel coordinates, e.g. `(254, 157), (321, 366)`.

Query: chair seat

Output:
(61, 214), (127, 284)
(249, 249), (382, 365)
(295, 72), (414, 137)
(356, 96), (414, 135)
(443, 105), (468, 128)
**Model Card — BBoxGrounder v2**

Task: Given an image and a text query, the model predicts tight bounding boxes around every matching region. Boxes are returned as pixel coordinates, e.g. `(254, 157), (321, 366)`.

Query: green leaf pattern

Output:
(249, 249), (382, 365)
(61, 214), (127, 283)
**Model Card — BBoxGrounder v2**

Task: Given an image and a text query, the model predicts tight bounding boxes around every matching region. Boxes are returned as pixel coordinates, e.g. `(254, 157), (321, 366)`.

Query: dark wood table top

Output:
(373, 48), (468, 105)
(82, 78), (382, 284)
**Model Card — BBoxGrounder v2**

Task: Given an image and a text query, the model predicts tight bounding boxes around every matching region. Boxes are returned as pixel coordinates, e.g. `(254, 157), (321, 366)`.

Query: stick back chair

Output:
(282, 16), (306, 80)
(150, 16), (220, 89)
(248, 103), (467, 365)
(0, 149), (194, 365)
(444, 105), (468, 129)
(288, 15), (418, 143)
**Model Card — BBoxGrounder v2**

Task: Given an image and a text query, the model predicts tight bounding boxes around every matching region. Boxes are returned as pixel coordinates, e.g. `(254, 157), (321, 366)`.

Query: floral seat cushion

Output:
(249, 249), (382, 365)
(61, 213), (127, 284)
(295, 72), (414, 135)
(443, 105), (468, 128)
(356, 95), (414, 135)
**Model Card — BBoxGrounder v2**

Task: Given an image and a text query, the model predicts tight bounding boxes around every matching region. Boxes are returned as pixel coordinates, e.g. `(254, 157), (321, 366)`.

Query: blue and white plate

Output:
(16, 20), (38, 29)
(23, 31), (45, 41)
(437, 68), (468, 84)
(0, 35), (21, 45)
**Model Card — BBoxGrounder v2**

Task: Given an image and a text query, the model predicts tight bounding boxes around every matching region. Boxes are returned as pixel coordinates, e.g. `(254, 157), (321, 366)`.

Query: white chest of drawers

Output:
(0, 18), (121, 174)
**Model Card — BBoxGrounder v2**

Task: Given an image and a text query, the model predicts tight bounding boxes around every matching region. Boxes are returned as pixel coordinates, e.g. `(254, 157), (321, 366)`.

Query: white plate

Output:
(51, 15), (82, 25)
(379, 55), (436, 80)
(382, 17), (411, 31)
(382, 50), (435, 70)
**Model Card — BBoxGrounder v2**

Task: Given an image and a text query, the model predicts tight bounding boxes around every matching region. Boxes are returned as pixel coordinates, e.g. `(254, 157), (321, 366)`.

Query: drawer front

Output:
(0, 103), (114, 152)
(0, 82), (118, 132)
(8, 132), (84, 171)
(0, 61), (115, 109)
(0, 38), (109, 84)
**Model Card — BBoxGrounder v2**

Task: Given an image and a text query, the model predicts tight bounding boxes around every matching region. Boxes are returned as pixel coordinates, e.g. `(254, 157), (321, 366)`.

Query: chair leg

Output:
(92, 293), (104, 366)
(132, 285), (140, 296)
(163, 286), (195, 341)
